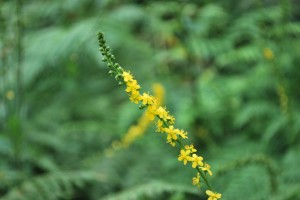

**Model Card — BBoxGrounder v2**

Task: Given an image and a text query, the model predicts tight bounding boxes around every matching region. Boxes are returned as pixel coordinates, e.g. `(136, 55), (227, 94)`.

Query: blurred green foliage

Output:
(1, 0), (300, 199)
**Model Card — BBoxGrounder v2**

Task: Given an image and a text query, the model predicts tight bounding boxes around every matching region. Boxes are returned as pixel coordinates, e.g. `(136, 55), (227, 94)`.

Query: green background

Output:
(1, 0), (300, 199)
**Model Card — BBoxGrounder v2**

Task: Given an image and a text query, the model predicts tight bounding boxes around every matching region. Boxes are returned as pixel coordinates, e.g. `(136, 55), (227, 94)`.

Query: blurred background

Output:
(1, 0), (300, 199)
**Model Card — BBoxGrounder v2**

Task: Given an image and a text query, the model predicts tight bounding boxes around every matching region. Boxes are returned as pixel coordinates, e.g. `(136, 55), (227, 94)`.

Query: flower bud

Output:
(114, 63), (120, 68)
(115, 74), (122, 80)
(108, 70), (114, 75)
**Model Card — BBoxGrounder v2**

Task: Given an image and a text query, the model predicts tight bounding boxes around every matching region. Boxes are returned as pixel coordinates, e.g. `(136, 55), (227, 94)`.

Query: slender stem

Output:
(197, 167), (213, 190)
(0, 0), (7, 122)
(159, 113), (213, 190)
(16, 0), (23, 116)
(11, 0), (24, 166)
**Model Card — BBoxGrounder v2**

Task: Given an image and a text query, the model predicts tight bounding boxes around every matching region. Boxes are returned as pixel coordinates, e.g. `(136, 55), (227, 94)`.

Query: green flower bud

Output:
(139, 105), (147, 110)
(108, 70), (114, 75)
(114, 63), (120, 69)
(115, 74), (122, 80)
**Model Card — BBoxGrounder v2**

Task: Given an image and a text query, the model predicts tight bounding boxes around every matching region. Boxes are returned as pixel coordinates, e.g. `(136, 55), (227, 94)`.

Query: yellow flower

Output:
(164, 126), (179, 146)
(6, 90), (15, 100)
(263, 47), (274, 60)
(146, 104), (157, 121)
(163, 125), (176, 135)
(155, 106), (169, 120)
(206, 190), (221, 200)
(166, 131), (178, 140)
(201, 163), (213, 176)
(168, 140), (176, 147)
(185, 144), (197, 153)
(125, 80), (140, 94)
(178, 129), (188, 139)
(141, 93), (155, 105)
(122, 71), (134, 82)
(123, 126), (141, 146)
(192, 173), (200, 187)
(156, 120), (164, 132)
(166, 115), (175, 124)
(110, 83), (165, 153)
(178, 149), (192, 165)
(129, 93), (141, 104)
(152, 83), (165, 105)
(191, 154), (204, 168)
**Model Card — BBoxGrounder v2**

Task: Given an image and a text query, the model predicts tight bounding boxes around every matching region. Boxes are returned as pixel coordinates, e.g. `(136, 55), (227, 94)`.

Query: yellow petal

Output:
(206, 190), (213, 196)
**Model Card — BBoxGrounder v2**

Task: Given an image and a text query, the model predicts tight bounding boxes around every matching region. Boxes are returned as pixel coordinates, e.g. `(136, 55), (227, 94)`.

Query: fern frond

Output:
(0, 171), (105, 200)
(101, 180), (201, 200)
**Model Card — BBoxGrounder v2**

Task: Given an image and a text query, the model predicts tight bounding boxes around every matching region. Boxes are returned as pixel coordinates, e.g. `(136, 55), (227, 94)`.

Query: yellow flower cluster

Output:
(122, 70), (220, 199)
(122, 83), (165, 147)
(263, 47), (274, 60)
(98, 31), (221, 200)
(206, 190), (222, 200)
(192, 172), (201, 187)
(123, 71), (141, 104)
(105, 83), (165, 157)
(6, 90), (15, 100)
(123, 71), (185, 147)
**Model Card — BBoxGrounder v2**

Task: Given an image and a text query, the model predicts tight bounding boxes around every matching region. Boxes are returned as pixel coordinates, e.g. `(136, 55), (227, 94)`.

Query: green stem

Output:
(197, 167), (213, 190)
(12, 0), (24, 166)
(16, 0), (23, 117)
(0, 0), (7, 122)
(158, 114), (214, 191)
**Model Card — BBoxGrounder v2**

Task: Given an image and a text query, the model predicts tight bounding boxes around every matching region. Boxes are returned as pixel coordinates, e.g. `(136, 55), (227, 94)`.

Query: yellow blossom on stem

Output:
(98, 31), (221, 198)
(201, 163), (213, 176)
(163, 125), (176, 135)
(141, 93), (155, 105)
(191, 154), (204, 168)
(206, 190), (221, 200)
(129, 93), (141, 104)
(185, 144), (197, 153)
(156, 119), (164, 132)
(178, 149), (192, 165)
(122, 71), (133, 82)
(125, 80), (140, 94)
(155, 106), (169, 120)
(163, 126), (179, 146)
(155, 106), (175, 124)
(178, 129), (188, 139)
(167, 139), (176, 147)
(146, 104), (157, 121)
(167, 115), (175, 124)
(192, 172), (201, 187)
(152, 83), (165, 105)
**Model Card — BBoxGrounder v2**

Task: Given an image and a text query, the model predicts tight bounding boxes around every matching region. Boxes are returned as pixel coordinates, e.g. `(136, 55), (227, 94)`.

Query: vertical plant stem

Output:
(16, 0), (23, 117)
(197, 167), (213, 190)
(12, 0), (24, 166)
(0, 0), (6, 120)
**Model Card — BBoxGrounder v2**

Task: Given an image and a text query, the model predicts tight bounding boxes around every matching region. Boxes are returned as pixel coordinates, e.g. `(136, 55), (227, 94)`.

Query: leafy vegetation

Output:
(1, 0), (300, 199)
